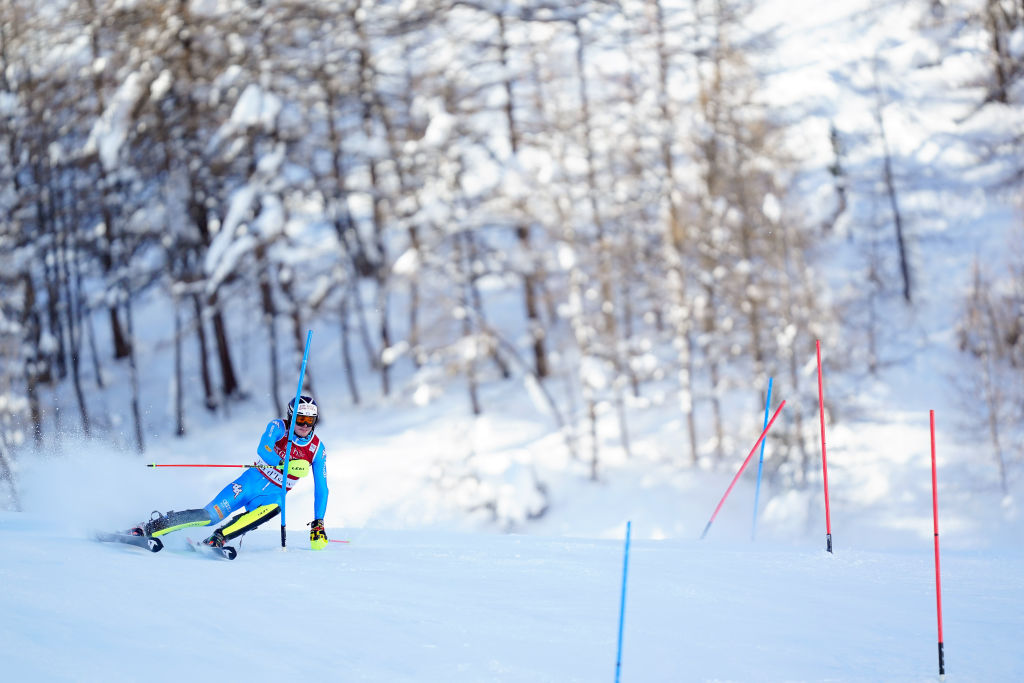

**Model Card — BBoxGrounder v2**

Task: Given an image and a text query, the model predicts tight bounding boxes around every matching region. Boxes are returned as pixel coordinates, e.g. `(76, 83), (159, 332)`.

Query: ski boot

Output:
(201, 529), (226, 548)
(142, 509), (212, 537)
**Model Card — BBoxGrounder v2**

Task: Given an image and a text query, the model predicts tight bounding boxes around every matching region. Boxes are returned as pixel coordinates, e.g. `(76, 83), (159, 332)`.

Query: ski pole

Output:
(282, 330), (313, 549)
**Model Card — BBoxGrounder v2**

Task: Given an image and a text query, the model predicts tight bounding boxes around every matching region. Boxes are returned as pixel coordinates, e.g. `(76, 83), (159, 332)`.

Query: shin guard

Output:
(220, 504), (281, 541)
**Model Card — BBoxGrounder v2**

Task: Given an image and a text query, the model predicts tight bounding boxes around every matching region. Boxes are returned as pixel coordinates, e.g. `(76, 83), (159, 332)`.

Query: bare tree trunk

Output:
(288, 302), (314, 399)
(351, 11), (394, 397)
(684, 332), (699, 465)
(978, 272), (1011, 494)
(824, 123), (849, 233)
(0, 441), (22, 512)
(21, 273), (44, 448)
(56, 195), (90, 437)
(34, 167), (66, 382)
(649, 0), (699, 463)
(497, 11), (549, 379)
(124, 285), (145, 454)
(173, 293), (185, 436)
(73, 217), (105, 391)
(455, 231), (482, 416)
(709, 349), (725, 461)
(192, 293), (218, 411)
(983, 0), (1014, 103)
(872, 65), (912, 303)
(465, 232), (511, 381)
(573, 18), (632, 459)
(255, 243), (281, 413)
(982, 360), (1009, 494)
(340, 283), (361, 405)
(407, 225), (424, 369)
(84, 299), (104, 389)
(85, 0), (131, 360)
(321, 130), (381, 372)
(209, 295), (241, 400)
(587, 399), (599, 481)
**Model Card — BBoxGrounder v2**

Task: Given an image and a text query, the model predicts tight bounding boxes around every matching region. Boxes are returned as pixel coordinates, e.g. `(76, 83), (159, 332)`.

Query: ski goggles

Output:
(294, 414), (316, 427)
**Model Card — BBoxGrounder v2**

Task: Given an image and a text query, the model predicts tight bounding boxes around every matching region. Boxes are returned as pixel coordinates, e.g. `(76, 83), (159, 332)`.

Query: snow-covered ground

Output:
(3, 378), (1022, 681)
(2, 508), (1021, 682)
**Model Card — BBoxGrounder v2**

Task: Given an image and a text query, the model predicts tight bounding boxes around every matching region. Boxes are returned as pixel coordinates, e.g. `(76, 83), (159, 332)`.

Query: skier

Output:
(137, 395), (329, 551)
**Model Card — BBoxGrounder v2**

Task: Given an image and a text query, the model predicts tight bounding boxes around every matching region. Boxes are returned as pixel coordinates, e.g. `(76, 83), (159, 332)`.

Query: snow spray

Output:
(930, 410), (945, 680)
(700, 400), (786, 540)
(281, 330), (313, 549)
(816, 340), (833, 553)
(751, 376), (773, 540)
(615, 521), (631, 683)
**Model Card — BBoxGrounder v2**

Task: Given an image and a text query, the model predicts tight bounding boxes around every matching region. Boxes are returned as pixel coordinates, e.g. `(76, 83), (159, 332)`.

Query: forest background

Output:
(1, 0), (1022, 537)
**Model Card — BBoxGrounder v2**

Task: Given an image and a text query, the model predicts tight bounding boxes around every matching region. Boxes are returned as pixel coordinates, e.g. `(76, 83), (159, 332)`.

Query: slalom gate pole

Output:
(148, 463), (262, 468)
(615, 521), (632, 683)
(751, 376), (773, 541)
(930, 410), (946, 680)
(281, 330), (313, 549)
(700, 400), (786, 540)
(816, 340), (833, 553)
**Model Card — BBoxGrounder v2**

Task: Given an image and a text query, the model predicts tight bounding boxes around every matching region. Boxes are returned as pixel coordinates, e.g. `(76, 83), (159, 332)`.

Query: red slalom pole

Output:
(816, 340), (833, 553)
(930, 410), (946, 680)
(700, 400), (786, 539)
(147, 463), (261, 468)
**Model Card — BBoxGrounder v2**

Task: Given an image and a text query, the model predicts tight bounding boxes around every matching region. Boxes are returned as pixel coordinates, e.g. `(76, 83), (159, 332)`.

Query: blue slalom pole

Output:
(751, 377), (773, 541)
(281, 330), (313, 548)
(615, 521), (632, 683)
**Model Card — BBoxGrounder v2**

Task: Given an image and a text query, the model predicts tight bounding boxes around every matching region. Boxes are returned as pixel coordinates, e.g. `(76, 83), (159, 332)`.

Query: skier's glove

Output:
(309, 518), (327, 550)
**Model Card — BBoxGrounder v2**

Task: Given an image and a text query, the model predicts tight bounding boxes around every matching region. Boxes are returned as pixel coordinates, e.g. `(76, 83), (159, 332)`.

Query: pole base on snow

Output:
(615, 521), (632, 683)
(938, 641), (944, 679)
(826, 533), (833, 553)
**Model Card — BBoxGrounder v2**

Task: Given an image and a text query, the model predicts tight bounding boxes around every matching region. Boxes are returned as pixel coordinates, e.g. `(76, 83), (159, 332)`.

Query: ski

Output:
(186, 538), (238, 560)
(95, 530), (164, 553)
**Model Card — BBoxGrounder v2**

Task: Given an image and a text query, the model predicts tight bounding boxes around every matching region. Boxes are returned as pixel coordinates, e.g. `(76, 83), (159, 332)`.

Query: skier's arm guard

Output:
(257, 419), (286, 466)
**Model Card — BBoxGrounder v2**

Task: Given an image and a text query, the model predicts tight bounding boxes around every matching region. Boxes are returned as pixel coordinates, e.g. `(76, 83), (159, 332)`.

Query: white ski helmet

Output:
(287, 395), (319, 432)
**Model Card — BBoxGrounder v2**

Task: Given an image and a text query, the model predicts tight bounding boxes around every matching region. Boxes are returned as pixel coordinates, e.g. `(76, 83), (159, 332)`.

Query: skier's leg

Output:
(217, 504), (280, 542)
(201, 470), (282, 546)
(202, 468), (267, 524)
(143, 509), (216, 537)
(143, 468), (264, 537)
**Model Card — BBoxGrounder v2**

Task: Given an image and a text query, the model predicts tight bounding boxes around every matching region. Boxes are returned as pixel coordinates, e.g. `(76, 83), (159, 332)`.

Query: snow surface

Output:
(2, 513), (1022, 682)
(2, 385), (1022, 682)
(4, 0), (1024, 680)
